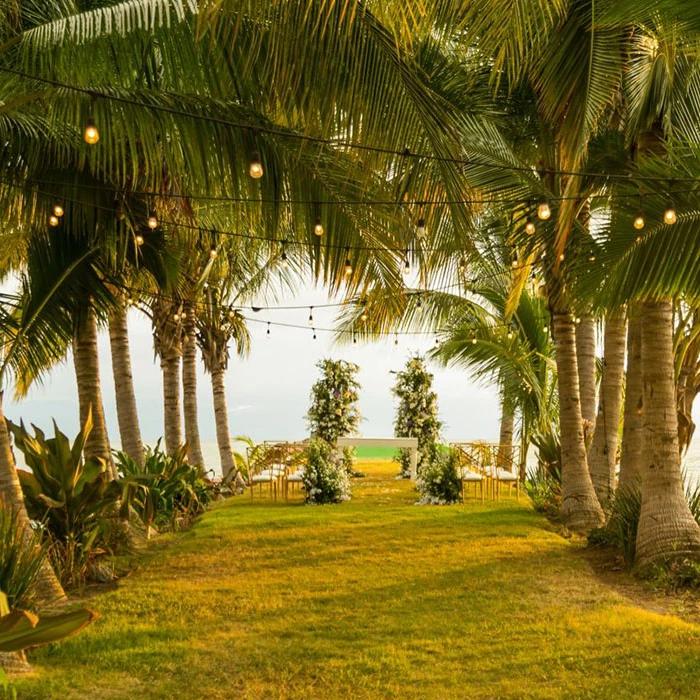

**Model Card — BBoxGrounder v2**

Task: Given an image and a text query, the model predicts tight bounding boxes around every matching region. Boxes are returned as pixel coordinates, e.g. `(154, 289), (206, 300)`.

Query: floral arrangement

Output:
(416, 449), (462, 505)
(391, 355), (442, 478)
(306, 358), (361, 472)
(302, 438), (351, 504)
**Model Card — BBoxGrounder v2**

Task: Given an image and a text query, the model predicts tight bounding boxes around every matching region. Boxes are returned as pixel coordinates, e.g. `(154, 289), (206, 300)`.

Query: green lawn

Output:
(12, 461), (700, 699)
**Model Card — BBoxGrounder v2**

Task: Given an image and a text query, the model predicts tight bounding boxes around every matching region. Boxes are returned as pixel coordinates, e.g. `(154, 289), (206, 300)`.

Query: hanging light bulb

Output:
(344, 249), (352, 277)
(147, 211), (158, 229)
(312, 327), (317, 341)
(543, 324), (549, 333)
(49, 214), (59, 227)
(314, 217), (324, 237)
(416, 217), (426, 239)
(558, 253), (565, 262)
(361, 308), (368, 323)
(394, 334), (399, 346)
(434, 336), (439, 346)
(537, 195), (551, 221)
(84, 117), (99, 145)
(471, 333), (477, 345)
(266, 322), (271, 337)
(249, 151), (263, 179)
(664, 201), (677, 225)
(280, 250), (288, 267)
(633, 214), (645, 230)
(229, 308), (236, 319)
(403, 252), (411, 276)
(53, 202), (64, 218)
(308, 307), (314, 326)
(588, 250), (596, 262)
(525, 217), (536, 235)
(353, 333), (357, 345)
(507, 329), (514, 340)
(458, 259), (467, 274)
(209, 246), (218, 259)
(511, 251), (519, 269)
(135, 234), (144, 246)
(173, 312), (180, 322)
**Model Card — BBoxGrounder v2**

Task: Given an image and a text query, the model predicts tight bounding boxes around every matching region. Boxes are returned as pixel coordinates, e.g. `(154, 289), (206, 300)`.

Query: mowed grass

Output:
(13, 461), (700, 699)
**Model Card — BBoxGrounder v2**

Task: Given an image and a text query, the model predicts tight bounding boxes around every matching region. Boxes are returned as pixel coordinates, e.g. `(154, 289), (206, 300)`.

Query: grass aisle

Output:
(14, 461), (700, 699)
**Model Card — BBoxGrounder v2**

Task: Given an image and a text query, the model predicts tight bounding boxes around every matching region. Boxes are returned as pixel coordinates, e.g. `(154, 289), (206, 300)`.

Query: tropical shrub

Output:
(416, 449), (461, 505)
(392, 355), (442, 478)
(302, 439), (351, 505)
(114, 440), (213, 532)
(0, 509), (48, 611)
(524, 465), (562, 517)
(306, 359), (361, 473)
(10, 416), (122, 588)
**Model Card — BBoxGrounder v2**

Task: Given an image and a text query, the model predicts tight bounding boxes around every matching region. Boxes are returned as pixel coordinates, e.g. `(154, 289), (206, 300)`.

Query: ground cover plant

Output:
(11, 461), (700, 700)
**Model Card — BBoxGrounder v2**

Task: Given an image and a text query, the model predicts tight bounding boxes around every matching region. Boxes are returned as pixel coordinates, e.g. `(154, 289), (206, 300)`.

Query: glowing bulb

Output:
(507, 330), (514, 340)
(280, 251), (288, 267)
(416, 217), (426, 238)
(84, 117), (99, 145)
(543, 324), (549, 333)
(53, 203), (64, 218)
(314, 218), (324, 236)
(471, 336), (477, 345)
(135, 234), (144, 246)
(537, 196), (551, 221)
(173, 314), (180, 322)
(403, 258), (411, 276)
(633, 214), (645, 230)
(147, 211), (158, 229)
(559, 253), (565, 261)
(49, 215), (59, 227)
(249, 152), (263, 179)
(664, 203), (677, 225)
(344, 256), (352, 277)
(210, 246), (218, 259)
(308, 308), (314, 326)
(588, 252), (596, 262)
(525, 218), (536, 235)
(574, 316), (581, 324)
(511, 258), (518, 269)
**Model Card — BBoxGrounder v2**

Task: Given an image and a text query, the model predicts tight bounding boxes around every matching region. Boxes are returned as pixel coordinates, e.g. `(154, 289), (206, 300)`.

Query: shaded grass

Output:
(13, 461), (700, 699)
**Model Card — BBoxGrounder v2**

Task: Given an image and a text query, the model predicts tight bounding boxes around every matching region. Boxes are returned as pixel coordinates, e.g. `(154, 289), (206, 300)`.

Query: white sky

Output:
(5, 285), (501, 446)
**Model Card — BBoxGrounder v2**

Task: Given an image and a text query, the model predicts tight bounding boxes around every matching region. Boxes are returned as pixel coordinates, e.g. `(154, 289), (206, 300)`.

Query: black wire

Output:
(2, 65), (699, 185)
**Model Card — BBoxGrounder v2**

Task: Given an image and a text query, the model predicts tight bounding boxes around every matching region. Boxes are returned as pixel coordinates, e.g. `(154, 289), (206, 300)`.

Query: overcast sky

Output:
(5, 285), (502, 450)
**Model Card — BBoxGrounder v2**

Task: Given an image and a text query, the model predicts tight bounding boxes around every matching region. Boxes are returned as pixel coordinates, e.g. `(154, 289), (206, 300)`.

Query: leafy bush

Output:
(114, 440), (213, 532)
(392, 355), (442, 478)
(416, 449), (461, 505)
(10, 415), (122, 588)
(524, 465), (561, 517)
(648, 558), (700, 592)
(302, 439), (351, 505)
(0, 508), (48, 611)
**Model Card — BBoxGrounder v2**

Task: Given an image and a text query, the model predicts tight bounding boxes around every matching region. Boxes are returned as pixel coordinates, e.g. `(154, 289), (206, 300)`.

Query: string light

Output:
(266, 322), (271, 337)
(135, 234), (144, 246)
(83, 117), (99, 145)
(588, 250), (596, 262)
(394, 334), (399, 346)
(314, 217), (324, 237)
(537, 196), (551, 221)
(416, 217), (426, 239)
(525, 217), (536, 235)
(308, 307), (314, 326)
(53, 202), (64, 217)
(249, 151), (263, 179)
(280, 241), (289, 267)
(353, 333), (357, 345)
(209, 245), (218, 259)
(312, 327), (317, 340)
(344, 248), (353, 277)
(49, 214), (59, 227)
(511, 252), (519, 268)
(403, 251), (411, 276)
(507, 329), (514, 340)
(664, 201), (677, 225)
(471, 332), (477, 345)
(147, 210), (158, 229)
(543, 323), (549, 333)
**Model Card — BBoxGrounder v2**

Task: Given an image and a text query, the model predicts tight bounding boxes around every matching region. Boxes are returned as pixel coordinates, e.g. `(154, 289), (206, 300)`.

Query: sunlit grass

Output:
(13, 461), (700, 699)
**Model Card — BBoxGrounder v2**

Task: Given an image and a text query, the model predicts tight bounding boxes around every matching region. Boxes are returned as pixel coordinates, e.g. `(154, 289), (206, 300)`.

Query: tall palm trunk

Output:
(497, 400), (514, 469)
(0, 393), (65, 605)
(576, 315), (597, 443)
(588, 309), (626, 505)
(619, 312), (644, 488)
(635, 300), (700, 567)
(73, 307), (115, 478)
(182, 304), (205, 470)
(552, 311), (604, 531)
(108, 305), (145, 467)
(211, 366), (235, 480)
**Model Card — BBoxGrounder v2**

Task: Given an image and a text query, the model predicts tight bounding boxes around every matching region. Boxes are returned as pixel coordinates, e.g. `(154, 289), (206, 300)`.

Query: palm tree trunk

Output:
(108, 306), (145, 467)
(162, 352), (183, 458)
(73, 307), (115, 478)
(211, 366), (235, 480)
(635, 300), (700, 567)
(619, 312), (644, 488)
(552, 311), (604, 531)
(576, 314), (597, 443)
(0, 393), (65, 605)
(182, 306), (205, 470)
(497, 400), (514, 469)
(588, 309), (626, 506)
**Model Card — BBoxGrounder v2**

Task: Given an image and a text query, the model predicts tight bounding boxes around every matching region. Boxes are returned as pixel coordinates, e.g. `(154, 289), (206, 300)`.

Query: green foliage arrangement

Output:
(416, 449), (461, 505)
(392, 355), (442, 478)
(10, 415), (123, 588)
(302, 439), (351, 505)
(0, 509), (48, 612)
(524, 465), (562, 517)
(306, 359), (361, 473)
(114, 440), (213, 532)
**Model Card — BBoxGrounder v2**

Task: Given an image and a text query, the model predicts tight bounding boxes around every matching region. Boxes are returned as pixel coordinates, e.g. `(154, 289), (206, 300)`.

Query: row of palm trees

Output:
(1, 0), (700, 599)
